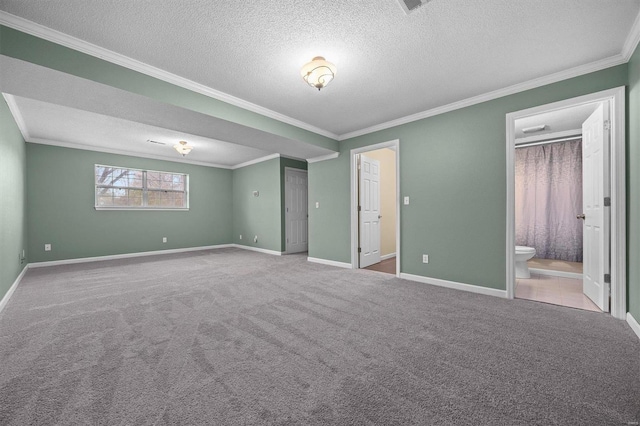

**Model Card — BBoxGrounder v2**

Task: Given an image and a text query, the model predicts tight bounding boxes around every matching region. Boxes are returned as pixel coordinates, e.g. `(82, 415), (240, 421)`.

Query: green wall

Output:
(26, 144), (233, 262)
(0, 25), (338, 153)
(628, 44), (640, 320)
(280, 158), (308, 251)
(232, 158), (282, 252)
(0, 97), (27, 301)
(309, 65), (628, 291)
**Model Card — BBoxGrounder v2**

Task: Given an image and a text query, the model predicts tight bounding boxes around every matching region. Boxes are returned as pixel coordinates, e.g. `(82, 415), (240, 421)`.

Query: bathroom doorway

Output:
(505, 87), (626, 319)
(350, 140), (400, 276)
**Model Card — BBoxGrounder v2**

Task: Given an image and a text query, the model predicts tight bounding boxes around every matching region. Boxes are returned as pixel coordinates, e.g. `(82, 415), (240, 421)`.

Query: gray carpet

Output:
(0, 248), (638, 425)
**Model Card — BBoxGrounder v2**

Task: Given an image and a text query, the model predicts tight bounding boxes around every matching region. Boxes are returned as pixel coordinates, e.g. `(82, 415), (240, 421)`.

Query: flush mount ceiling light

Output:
(301, 56), (336, 91)
(522, 124), (547, 133)
(173, 140), (193, 157)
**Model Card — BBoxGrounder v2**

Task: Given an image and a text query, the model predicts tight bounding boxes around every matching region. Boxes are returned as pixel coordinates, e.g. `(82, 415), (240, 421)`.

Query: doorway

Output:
(350, 140), (400, 277)
(505, 87), (626, 319)
(284, 168), (308, 254)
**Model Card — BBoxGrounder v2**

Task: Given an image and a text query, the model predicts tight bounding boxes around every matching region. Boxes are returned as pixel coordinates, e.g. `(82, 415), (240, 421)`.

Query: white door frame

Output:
(350, 139), (400, 277)
(284, 167), (308, 254)
(505, 86), (626, 319)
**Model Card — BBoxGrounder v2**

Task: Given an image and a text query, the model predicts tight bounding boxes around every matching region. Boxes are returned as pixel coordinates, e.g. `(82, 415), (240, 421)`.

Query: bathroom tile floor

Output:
(516, 273), (602, 312)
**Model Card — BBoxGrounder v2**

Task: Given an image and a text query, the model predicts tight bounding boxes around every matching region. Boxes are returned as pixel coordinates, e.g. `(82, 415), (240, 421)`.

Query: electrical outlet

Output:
(162, 237), (167, 243)
(44, 244), (51, 252)
(254, 235), (258, 243)
(239, 234), (242, 240)
(422, 254), (429, 264)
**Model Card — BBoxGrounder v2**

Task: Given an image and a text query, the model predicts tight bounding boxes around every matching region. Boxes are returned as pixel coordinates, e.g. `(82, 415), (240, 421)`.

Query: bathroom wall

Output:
(363, 148), (397, 257)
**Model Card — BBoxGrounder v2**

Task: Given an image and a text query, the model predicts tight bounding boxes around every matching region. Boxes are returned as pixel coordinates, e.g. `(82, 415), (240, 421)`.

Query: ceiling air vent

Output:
(396, 0), (431, 14)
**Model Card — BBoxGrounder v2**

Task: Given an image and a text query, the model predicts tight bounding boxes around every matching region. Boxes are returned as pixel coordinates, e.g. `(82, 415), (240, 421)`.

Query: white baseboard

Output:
(380, 252), (397, 261)
(28, 244), (235, 268)
(627, 312), (640, 341)
(307, 257), (352, 269)
(230, 244), (282, 256)
(0, 265), (29, 315)
(529, 268), (583, 280)
(399, 273), (508, 299)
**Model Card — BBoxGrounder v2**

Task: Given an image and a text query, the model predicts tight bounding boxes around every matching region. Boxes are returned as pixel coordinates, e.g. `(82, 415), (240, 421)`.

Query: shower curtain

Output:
(515, 139), (583, 262)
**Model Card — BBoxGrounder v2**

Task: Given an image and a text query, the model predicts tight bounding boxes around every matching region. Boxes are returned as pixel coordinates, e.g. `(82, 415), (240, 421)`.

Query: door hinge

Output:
(604, 197), (611, 207)
(286, 238), (289, 243)
(358, 205), (361, 212)
(604, 273), (611, 284)
(358, 247), (361, 253)
(604, 120), (611, 131)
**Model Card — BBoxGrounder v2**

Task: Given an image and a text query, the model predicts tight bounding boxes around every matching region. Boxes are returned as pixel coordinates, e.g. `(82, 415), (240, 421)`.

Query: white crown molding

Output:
(307, 257), (352, 269)
(0, 265), (28, 316)
(231, 153), (280, 169)
(2, 93), (30, 140)
(27, 137), (238, 169)
(338, 54), (627, 141)
(307, 152), (339, 163)
(3, 10), (638, 145)
(0, 11), (339, 141)
(399, 273), (508, 299)
(622, 9), (640, 61)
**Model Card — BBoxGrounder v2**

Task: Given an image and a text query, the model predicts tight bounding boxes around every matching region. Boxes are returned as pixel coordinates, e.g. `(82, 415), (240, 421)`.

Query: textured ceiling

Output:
(0, 56), (335, 165)
(515, 103), (599, 141)
(8, 95), (276, 167)
(1, 0), (638, 138)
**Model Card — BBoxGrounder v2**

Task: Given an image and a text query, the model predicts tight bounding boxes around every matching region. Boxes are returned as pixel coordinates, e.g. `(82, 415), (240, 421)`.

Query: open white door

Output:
(359, 154), (381, 268)
(581, 103), (610, 311)
(285, 168), (308, 254)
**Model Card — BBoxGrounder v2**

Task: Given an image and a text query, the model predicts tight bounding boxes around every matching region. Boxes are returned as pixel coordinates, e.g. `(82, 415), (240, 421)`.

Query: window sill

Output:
(95, 207), (189, 211)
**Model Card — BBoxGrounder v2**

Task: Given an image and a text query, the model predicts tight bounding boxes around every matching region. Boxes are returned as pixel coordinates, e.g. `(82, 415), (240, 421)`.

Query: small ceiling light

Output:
(173, 140), (193, 157)
(522, 124), (547, 133)
(301, 56), (336, 91)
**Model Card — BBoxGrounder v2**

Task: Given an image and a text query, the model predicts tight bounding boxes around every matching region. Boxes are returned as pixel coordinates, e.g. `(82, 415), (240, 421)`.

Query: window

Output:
(95, 165), (189, 210)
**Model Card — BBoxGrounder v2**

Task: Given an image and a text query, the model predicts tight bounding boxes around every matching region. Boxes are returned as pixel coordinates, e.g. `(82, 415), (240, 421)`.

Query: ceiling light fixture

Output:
(173, 140), (193, 157)
(301, 56), (336, 91)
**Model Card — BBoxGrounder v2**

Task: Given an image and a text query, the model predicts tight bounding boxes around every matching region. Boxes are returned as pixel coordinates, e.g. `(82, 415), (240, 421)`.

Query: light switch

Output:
(404, 196), (410, 205)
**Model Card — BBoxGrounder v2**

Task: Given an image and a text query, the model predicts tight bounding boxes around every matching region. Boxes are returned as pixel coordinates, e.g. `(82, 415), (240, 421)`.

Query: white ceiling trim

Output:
(0, 11), (340, 141)
(2, 93), (30, 141)
(231, 153), (280, 170)
(307, 152), (340, 163)
(338, 53), (627, 141)
(27, 137), (234, 169)
(622, 9), (640, 61)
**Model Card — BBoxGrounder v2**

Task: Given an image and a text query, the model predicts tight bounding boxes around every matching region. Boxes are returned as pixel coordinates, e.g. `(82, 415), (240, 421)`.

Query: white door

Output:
(285, 168), (308, 253)
(581, 103), (610, 311)
(359, 154), (381, 268)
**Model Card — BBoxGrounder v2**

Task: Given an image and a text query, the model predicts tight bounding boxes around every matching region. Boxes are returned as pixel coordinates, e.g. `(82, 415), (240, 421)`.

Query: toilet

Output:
(515, 246), (536, 279)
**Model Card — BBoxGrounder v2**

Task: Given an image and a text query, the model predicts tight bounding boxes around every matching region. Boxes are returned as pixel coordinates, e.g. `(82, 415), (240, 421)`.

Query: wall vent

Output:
(395, 0), (431, 15)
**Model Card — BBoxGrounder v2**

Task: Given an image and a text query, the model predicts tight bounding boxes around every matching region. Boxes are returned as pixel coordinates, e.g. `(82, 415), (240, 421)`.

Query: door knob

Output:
(577, 214), (586, 220)
(378, 215), (382, 219)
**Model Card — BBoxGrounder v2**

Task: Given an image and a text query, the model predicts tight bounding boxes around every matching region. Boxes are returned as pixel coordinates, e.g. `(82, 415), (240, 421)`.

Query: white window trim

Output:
(94, 164), (190, 211)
